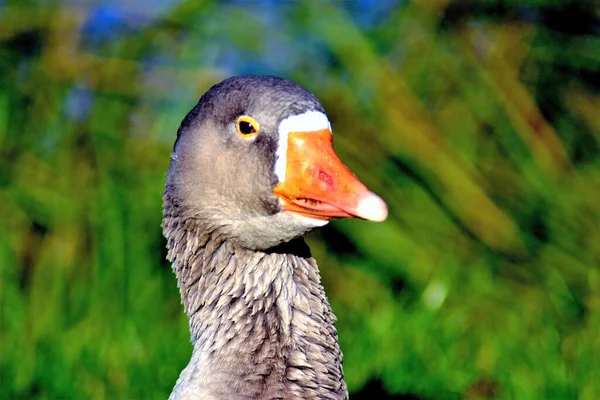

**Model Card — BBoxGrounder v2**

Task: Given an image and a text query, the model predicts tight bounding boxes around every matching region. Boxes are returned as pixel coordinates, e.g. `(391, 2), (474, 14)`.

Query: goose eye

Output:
(236, 116), (259, 138)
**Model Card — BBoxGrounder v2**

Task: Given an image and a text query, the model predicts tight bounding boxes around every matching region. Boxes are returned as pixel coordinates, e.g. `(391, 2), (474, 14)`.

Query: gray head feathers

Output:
(166, 75), (328, 251)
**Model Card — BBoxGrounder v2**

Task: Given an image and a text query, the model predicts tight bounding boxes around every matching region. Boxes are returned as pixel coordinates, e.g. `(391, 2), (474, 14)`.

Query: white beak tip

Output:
(355, 192), (388, 222)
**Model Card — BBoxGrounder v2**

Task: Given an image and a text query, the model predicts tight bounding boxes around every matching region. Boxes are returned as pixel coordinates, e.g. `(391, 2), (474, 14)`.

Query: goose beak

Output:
(273, 129), (388, 222)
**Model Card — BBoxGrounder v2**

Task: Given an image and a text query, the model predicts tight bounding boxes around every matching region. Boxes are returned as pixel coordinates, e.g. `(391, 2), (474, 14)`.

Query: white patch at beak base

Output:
(275, 111), (331, 183)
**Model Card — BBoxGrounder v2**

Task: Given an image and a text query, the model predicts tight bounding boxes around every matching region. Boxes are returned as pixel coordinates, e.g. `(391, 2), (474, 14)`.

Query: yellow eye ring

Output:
(236, 116), (259, 139)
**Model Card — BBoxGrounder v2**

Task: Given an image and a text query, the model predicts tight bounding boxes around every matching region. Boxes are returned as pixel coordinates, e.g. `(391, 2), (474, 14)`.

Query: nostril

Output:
(318, 170), (333, 186)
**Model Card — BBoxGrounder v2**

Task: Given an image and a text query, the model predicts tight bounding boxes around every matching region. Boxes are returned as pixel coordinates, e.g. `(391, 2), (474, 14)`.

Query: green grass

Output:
(1, 1), (600, 399)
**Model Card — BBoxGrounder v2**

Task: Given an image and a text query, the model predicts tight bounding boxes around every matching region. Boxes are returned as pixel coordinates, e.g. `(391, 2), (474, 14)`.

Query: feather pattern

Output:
(163, 207), (348, 400)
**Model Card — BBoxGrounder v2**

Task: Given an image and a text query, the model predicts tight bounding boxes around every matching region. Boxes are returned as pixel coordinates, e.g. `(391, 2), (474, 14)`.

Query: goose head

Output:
(165, 75), (387, 250)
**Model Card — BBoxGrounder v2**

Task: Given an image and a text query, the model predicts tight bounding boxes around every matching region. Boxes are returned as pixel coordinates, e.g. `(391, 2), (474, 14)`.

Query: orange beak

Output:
(273, 129), (387, 222)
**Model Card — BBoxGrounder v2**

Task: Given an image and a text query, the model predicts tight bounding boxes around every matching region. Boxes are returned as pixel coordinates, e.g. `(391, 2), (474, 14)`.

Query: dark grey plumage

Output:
(163, 76), (348, 399)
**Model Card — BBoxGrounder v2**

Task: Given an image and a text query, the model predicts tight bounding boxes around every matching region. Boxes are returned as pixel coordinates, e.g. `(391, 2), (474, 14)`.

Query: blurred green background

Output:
(1, 0), (600, 399)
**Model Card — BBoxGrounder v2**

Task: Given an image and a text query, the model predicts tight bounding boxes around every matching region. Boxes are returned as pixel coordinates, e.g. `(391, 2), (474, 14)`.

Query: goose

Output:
(162, 75), (388, 400)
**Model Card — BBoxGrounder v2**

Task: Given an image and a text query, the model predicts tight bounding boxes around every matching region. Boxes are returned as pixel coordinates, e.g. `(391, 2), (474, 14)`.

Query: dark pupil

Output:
(239, 121), (255, 135)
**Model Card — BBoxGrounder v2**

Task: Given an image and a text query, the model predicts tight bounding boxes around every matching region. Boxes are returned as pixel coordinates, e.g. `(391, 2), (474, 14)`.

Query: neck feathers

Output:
(162, 213), (348, 400)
